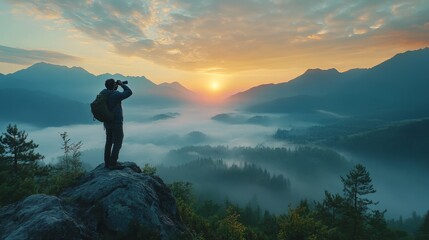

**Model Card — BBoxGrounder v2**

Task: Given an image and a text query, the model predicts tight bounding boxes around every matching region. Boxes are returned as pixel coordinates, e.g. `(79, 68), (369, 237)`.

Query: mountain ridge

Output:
(0, 62), (198, 106)
(229, 48), (429, 106)
(236, 48), (429, 120)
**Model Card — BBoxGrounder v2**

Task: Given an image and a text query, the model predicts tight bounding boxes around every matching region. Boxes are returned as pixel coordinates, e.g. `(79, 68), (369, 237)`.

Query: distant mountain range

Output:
(0, 62), (199, 126)
(2, 48), (428, 126)
(231, 48), (429, 121)
(0, 62), (199, 105)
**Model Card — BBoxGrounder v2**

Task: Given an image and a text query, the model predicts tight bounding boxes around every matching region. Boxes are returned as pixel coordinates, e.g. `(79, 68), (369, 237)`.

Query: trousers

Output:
(104, 123), (124, 167)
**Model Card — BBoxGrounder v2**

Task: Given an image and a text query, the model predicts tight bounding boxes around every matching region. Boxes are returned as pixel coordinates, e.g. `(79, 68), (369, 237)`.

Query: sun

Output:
(210, 81), (220, 91)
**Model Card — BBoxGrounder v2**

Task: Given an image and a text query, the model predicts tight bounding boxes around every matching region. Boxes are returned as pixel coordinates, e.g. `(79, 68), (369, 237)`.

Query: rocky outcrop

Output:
(0, 162), (185, 240)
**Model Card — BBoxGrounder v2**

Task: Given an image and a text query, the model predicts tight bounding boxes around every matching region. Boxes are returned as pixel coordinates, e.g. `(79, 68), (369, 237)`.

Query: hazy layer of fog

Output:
(2, 105), (427, 218)
(23, 107), (293, 163)
(340, 150), (429, 219)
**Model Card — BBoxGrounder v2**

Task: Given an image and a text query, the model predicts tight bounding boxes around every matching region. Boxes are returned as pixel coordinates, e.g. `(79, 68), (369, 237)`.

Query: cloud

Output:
(19, 106), (288, 165)
(0, 45), (81, 65)
(8, 104), (429, 218)
(7, 0), (429, 72)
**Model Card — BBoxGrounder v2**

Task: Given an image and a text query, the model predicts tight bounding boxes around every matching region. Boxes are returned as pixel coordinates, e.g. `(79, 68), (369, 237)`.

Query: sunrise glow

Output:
(0, 1), (429, 97)
(210, 82), (220, 92)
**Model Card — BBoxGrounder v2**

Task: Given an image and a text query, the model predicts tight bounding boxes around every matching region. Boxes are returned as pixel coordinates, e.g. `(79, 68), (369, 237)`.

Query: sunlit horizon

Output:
(1, 1), (429, 97)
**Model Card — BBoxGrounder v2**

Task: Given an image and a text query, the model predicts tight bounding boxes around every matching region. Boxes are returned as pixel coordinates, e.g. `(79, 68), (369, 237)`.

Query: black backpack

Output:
(90, 92), (114, 122)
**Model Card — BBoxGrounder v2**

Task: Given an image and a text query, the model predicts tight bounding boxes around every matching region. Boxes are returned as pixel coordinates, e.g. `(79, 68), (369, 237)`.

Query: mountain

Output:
(0, 63), (201, 126)
(0, 62), (199, 105)
(0, 88), (91, 127)
(156, 82), (198, 100)
(237, 48), (429, 120)
(140, 81), (200, 106)
(6, 62), (98, 102)
(0, 162), (186, 239)
(230, 68), (367, 106)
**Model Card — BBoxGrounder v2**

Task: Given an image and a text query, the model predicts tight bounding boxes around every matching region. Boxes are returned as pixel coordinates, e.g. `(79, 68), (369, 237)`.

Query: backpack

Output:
(90, 92), (114, 122)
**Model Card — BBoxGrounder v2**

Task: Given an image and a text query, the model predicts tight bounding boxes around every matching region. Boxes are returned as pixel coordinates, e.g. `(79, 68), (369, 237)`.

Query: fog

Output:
(341, 151), (429, 219)
(3, 105), (428, 219)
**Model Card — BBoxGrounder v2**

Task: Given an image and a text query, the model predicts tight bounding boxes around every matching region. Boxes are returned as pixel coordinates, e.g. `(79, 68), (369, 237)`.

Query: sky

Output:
(1, 0), (429, 97)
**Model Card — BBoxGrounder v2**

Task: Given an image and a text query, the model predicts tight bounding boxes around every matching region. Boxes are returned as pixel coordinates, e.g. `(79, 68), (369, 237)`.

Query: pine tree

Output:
(0, 124), (43, 174)
(0, 124), (44, 205)
(341, 164), (377, 240)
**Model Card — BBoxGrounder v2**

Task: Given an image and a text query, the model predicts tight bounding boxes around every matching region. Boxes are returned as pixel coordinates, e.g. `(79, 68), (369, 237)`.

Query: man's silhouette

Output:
(101, 79), (132, 169)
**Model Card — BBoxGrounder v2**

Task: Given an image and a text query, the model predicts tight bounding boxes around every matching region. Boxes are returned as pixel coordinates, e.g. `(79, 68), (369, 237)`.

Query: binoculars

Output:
(116, 80), (128, 84)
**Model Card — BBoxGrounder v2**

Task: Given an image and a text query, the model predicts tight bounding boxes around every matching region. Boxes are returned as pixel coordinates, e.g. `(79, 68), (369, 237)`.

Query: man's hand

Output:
(116, 80), (124, 87)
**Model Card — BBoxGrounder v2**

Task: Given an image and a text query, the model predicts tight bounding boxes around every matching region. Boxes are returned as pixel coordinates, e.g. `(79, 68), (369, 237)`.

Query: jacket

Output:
(100, 84), (132, 124)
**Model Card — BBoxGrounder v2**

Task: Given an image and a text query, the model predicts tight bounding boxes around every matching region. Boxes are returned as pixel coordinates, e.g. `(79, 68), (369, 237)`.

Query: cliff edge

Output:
(0, 162), (185, 240)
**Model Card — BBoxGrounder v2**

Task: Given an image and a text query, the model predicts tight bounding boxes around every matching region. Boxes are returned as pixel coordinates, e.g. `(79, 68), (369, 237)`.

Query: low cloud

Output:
(3, 104), (428, 218)
(7, 0), (429, 72)
(0, 45), (80, 65)
(21, 106), (284, 165)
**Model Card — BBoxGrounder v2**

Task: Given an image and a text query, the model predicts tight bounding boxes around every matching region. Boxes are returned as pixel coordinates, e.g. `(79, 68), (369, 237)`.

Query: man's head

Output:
(105, 78), (116, 90)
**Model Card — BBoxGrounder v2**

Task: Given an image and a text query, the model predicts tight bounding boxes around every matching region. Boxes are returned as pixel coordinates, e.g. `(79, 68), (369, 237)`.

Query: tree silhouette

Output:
(417, 211), (429, 240)
(0, 124), (45, 205)
(0, 124), (43, 174)
(341, 164), (377, 240)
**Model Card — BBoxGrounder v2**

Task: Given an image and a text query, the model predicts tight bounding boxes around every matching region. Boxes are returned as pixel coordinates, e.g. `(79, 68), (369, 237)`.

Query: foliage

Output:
(278, 201), (332, 240)
(58, 132), (84, 175)
(46, 132), (85, 195)
(274, 119), (429, 163)
(366, 210), (396, 240)
(0, 124), (426, 239)
(159, 158), (292, 214)
(0, 124), (44, 174)
(326, 119), (429, 161)
(216, 206), (247, 240)
(0, 124), (45, 205)
(0, 126), (85, 205)
(416, 211), (429, 240)
(388, 212), (424, 236)
(169, 181), (278, 240)
(168, 164), (426, 240)
(166, 145), (350, 180)
(340, 164), (377, 239)
(142, 163), (157, 176)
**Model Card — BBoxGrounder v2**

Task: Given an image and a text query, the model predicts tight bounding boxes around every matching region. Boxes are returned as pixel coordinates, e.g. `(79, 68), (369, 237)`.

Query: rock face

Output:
(0, 162), (185, 240)
(0, 194), (91, 240)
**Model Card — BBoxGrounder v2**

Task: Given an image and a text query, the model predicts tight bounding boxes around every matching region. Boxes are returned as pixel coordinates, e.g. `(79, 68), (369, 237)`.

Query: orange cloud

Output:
(6, 0), (429, 74)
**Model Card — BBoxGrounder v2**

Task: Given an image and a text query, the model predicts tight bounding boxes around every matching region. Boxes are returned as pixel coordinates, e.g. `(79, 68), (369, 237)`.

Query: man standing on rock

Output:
(101, 79), (132, 169)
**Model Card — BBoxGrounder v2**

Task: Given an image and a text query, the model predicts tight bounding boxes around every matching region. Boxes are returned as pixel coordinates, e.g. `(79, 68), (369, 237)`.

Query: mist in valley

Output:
(3, 103), (427, 220)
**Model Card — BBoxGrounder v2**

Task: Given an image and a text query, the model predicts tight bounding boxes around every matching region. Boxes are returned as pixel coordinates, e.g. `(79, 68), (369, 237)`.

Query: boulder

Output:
(0, 162), (185, 240)
(0, 194), (93, 240)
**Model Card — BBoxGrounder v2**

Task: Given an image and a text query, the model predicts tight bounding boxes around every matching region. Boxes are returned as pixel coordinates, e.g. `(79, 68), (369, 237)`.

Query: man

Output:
(101, 78), (132, 169)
